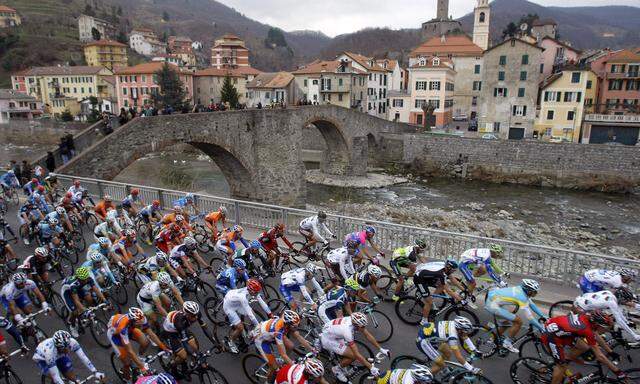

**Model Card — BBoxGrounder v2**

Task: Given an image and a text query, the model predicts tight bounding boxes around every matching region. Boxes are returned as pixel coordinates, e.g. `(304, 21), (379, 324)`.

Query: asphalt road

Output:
(0, 200), (638, 384)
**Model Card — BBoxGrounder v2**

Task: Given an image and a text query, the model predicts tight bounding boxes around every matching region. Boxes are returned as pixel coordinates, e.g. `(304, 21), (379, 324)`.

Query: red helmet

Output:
(152, 200), (160, 207)
(65, 191), (73, 198)
(170, 223), (181, 232)
(247, 278), (262, 294)
(31, 178), (38, 184)
(62, 197), (71, 205)
(37, 185), (45, 192)
(131, 188), (140, 195)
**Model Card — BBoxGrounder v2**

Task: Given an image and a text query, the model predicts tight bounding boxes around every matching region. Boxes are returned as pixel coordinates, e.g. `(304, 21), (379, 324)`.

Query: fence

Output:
(51, 174), (640, 288)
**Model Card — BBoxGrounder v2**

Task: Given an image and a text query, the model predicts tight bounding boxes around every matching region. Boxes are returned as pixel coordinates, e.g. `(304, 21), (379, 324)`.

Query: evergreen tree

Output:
(152, 63), (187, 110)
(60, 109), (73, 122)
(162, 11), (170, 21)
(84, 4), (95, 16)
(502, 22), (518, 39)
(117, 5), (122, 15)
(91, 27), (101, 41)
(220, 75), (239, 108)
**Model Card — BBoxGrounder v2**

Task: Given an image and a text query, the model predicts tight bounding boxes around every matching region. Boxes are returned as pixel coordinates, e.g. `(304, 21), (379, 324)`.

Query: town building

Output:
(534, 68), (598, 142)
(211, 34), (250, 69)
(375, 59), (405, 91)
(472, 0), (490, 51)
(539, 37), (581, 78)
(531, 19), (558, 42)
(388, 90), (411, 123)
(410, 34), (484, 120)
(168, 36), (196, 67)
(114, 62), (193, 111)
(84, 40), (128, 70)
(0, 5), (20, 27)
(193, 67), (261, 106)
(129, 28), (166, 56)
(152, 54), (190, 67)
(246, 72), (301, 107)
(478, 37), (543, 139)
(291, 60), (367, 111)
(11, 66), (114, 117)
(421, 0), (462, 41)
(590, 49), (640, 114)
(336, 52), (390, 119)
(77, 14), (116, 42)
(0, 89), (42, 123)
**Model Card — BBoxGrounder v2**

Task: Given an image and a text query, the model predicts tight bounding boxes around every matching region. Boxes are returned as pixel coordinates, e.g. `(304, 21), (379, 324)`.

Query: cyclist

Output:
(18, 201), (44, 245)
(578, 268), (634, 293)
(23, 177), (41, 196)
(223, 278), (272, 353)
(93, 195), (115, 221)
(390, 239), (428, 301)
(162, 301), (209, 368)
(298, 211), (335, 255)
(216, 259), (250, 294)
(573, 287), (640, 341)
(38, 216), (64, 248)
(0, 237), (18, 266)
(319, 312), (389, 382)
(60, 267), (108, 337)
(154, 223), (183, 254)
(114, 228), (145, 265)
(253, 310), (315, 382)
(416, 317), (480, 375)
(376, 365), (434, 384)
(230, 240), (264, 272)
(34, 330), (105, 384)
(81, 252), (118, 290)
(108, 307), (171, 382)
(458, 244), (506, 297)
(121, 188), (142, 216)
(344, 265), (385, 304)
(18, 247), (54, 284)
(138, 200), (162, 244)
(484, 279), (545, 353)
(136, 272), (184, 328)
(1, 272), (50, 323)
(257, 223), (294, 270)
(215, 225), (250, 257)
(137, 251), (180, 284)
(326, 240), (359, 284)
(317, 285), (353, 324)
(173, 193), (198, 215)
(280, 263), (324, 311)
(0, 315), (27, 357)
(173, 214), (193, 234)
(344, 226), (385, 264)
(67, 180), (91, 204)
(87, 237), (122, 266)
(413, 260), (464, 325)
(93, 216), (120, 243)
(275, 357), (328, 384)
(542, 311), (624, 384)
(160, 206), (184, 226)
(135, 373), (177, 384)
(169, 236), (210, 277)
(0, 170), (19, 194)
(43, 175), (59, 201)
(204, 206), (228, 243)
(46, 206), (73, 232)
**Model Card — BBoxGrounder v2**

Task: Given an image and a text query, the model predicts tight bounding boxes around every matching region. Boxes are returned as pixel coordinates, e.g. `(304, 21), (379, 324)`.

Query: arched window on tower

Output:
(479, 12), (485, 23)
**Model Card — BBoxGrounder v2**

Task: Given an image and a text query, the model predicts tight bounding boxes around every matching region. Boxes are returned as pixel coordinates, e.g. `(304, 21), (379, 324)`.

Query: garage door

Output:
(508, 127), (525, 140)
(590, 125), (639, 145)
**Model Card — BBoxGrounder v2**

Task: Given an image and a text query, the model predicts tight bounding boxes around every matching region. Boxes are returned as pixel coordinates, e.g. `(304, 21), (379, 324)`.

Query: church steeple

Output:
(437, 0), (449, 20)
(473, 0), (490, 50)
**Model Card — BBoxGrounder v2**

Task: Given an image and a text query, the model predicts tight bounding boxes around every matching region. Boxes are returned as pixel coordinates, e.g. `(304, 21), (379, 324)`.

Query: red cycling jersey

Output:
(257, 228), (293, 253)
(541, 313), (597, 362)
(275, 364), (309, 384)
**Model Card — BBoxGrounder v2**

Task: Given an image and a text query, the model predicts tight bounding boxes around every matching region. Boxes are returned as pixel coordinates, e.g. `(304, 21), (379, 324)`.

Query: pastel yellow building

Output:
(84, 40), (128, 70)
(535, 69), (598, 143)
(0, 6), (20, 27)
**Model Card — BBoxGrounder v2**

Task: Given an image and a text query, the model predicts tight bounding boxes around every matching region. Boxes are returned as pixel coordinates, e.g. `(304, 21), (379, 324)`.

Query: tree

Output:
(502, 22), (518, 39)
(116, 30), (127, 44)
(220, 75), (239, 108)
(60, 109), (74, 122)
(265, 27), (287, 48)
(117, 5), (122, 15)
(160, 31), (168, 43)
(91, 27), (101, 41)
(84, 4), (95, 16)
(162, 11), (170, 21)
(152, 63), (187, 110)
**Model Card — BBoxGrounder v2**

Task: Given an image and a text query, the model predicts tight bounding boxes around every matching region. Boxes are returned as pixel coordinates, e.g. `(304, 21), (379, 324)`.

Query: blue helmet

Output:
(233, 258), (246, 269)
(250, 240), (261, 250)
(185, 193), (194, 201)
(364, 225), (376, 234)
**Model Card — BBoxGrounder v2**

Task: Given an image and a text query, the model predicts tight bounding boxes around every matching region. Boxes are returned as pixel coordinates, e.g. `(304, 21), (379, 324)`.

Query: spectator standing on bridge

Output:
(45, 152), (55, 174)
(65, 133), (76, 158)
(119, 108), (128, 125)
(59, 137), (70, 165)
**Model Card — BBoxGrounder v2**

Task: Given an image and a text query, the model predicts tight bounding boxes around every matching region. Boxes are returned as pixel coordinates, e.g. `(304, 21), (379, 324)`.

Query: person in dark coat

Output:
(20, 160), (32, 184)
(65, 133), (76, 157)
(9, 160), (20, 181)
(59, 137), (70, 164)
(45, 152), (56, 173)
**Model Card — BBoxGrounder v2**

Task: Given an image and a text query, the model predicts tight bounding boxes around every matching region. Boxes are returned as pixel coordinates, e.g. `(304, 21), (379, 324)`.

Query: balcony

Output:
(607, 71), (640, 79)
(584, 114), (640, 123)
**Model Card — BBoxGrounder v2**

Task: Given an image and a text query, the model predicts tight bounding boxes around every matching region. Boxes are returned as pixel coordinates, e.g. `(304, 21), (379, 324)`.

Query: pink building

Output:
(114, 62), (193, 111)
(539, 37), (580, 79)
(10, 70), (28, 93)
(591, 49), (640, 113)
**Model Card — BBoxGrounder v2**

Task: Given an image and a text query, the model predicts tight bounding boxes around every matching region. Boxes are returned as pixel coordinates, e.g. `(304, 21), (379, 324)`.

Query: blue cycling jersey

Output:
(216, 267), (249, 293)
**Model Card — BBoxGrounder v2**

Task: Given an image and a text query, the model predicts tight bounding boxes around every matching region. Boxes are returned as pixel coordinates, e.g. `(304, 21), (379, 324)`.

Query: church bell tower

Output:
(473, 0), (490, 50)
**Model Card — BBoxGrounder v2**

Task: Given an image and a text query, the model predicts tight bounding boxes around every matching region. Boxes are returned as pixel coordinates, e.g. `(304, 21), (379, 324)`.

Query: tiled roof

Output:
(246, 72), (294, 89)
(84, 39), (127, 48)
(375, 59), (398, 71)
(21, 66), (109, 76)
(409, 56), (455, 70)
(0, 5), (16, 12)
(532, 18), (557, 26)
(342, 52), (388, 72)
(0, 89), (35, 100)
(132, 27), (154, 33)
(115, 62), (191, 75)
(194, 66), (262, 77)
(221, 34), (241, 40)
(292, 60), (366, 75)
(605, 49), (640, 64)
(411, 35), (483, 57)
(541, 36), (581, 54)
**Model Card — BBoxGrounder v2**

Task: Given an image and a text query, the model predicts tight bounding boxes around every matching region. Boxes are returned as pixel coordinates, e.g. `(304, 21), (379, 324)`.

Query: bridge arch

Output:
(304, 116), (351, 175)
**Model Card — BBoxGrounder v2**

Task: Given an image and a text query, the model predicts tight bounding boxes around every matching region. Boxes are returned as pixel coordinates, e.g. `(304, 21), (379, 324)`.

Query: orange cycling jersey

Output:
(205, 211), (224, 225)
(94, 201), (115, 218)
(161, 213), (177, 226)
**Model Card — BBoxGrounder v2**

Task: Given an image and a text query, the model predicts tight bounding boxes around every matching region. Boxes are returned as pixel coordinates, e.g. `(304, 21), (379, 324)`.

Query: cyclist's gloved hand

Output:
(378, 348), (390, 358)
(94, 372), (106, 380)
(370, 366), (380, 377)
(331, 235), (337, 239)
(498, 280), (508, 288)
(616, 371), (627, 380)
(471, 367), (482, 375)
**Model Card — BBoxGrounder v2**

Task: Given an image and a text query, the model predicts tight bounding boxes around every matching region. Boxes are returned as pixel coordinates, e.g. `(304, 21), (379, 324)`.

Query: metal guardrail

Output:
(52, 174), (640, 288)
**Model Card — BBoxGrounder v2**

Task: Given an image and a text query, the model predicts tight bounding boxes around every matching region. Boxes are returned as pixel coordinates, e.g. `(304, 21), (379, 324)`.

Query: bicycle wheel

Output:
(110, 352), (133, 383)
(391, 355), (427, 369)
(290, 242), (309, 264)
(200, 366), (229, 384)
(474, 327), (499, 359)
(71, 231), (86, 253)
(548, 300), (574, 318)
(3, 365), (23, 384)
(86, 213), (99, 230)
(394, 296), (423, 325)
(608, 336), (640, 369)
(54, 257), (73, 279)
(49, 292), (68, 320)
(89, 317), (110, 348)
(509, 357), (553, 384)
(22, 325), (48, 348)
(450, 371), (494, 384)
(111, 284), (129, 306)
(443, 307), (480, 336)
(267, 298), (288, 313)
(193, 281), (216, 304)
(137, 223), (151, 244)
(209, 257), (227, 274)
(242, 353), (269, 384)
(365, 309), (393, 343)
(204, 296), (226, 326)
(262, 283), (280, 301)
(518, 336), (551, 360)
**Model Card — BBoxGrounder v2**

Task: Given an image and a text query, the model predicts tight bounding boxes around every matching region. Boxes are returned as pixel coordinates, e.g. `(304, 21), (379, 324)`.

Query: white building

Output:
(129, 28), (166, 56)
(376, 59), (405, 91)
(246, 72), (299, 107)
(337, 52), (390, 119)
(78, 14), (116, 42)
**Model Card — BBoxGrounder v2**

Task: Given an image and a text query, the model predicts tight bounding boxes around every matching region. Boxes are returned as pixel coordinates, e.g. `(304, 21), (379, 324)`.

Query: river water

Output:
(4, 126), (639, 259)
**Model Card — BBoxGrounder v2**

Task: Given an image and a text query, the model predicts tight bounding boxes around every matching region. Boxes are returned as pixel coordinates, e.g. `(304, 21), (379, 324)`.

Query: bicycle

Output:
(160, 347), (228, 384)
(15, 307), (49, 348)
(0, 185), (19, 207)
(110, 349), (170, 383)
(0, 214), (17, 243)
(41, 371), (104, 384)
(510, 356), (640, 384)
(390, 355), (493, 384)
(73, 302), (111, 349)
(394, 290), (479, 332)
(353, 300), (394, 343)
(290, 239), (333, 264)
(0, 348), (26, 384)
(474, 320), (548, 359)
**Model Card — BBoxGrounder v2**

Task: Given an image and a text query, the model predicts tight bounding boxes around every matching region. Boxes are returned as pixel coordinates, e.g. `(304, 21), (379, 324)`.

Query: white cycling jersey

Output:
(33, 338), (96, 384)
(223, 287), (270, 327)
(299, 216), (333, 243)
(583, 269), (624, 289)
(459, 248), (491, 264)
(574, 290), (640, 341)
(415, 261), (446, 274)
(326, 247), (355, 280)
(137, 281), (169, 301)
(0, 280), (37, 301)
(385, 370), (419, 384)
(320, 316), (354, 355)
(280, 268), (323, 304)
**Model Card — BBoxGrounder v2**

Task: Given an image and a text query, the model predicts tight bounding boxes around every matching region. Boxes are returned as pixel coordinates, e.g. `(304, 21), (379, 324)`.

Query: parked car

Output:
(549, 136), (563, 143)
(481, 133), (499, 140)
(453, 114), (468, 121)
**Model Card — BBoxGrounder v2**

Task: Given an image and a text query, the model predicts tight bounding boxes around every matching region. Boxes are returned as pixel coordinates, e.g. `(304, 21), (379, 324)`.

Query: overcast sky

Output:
(218, 0), (640, 37)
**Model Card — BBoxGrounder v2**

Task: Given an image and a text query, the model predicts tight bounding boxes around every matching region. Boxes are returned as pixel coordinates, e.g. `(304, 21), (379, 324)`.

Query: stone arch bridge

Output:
(58, 105), (407, 206)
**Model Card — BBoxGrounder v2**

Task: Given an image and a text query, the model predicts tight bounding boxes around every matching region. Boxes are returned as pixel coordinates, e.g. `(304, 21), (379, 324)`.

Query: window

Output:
(338, 78), (343, 86)
(429, 99), (440, 109)
(512, 105), (527, 117)
(540, 63), (544, 74)
(414, 99), (427, 108)
(522, 55), (529, 65)
(432, 57), (440, 66)
(81, 87), (84, 93)
(479, 12), (485, 22)
(416, 81), (427, 90)
(429, 81), (440, 90)
(338, 94), (343, 101)
(472, 96), (478, 106)
(544, 91), (562, 102)
(520, 71), (527, 81)
(445, 82), (454, 91)
(474, 64), (481, 74)
(493, 87), (507, 97)
(265, 91), (271, 99)
(472, 81), (482, 91)
(393, 99), (404, 107)
(611, 64), (625, 74)
(88, 87), (92, 93)
(419, 57), (426, 66)
(123, 88), (127, 95)
(546, 110), (554, 120)
(586, 80), (592, 89)
(498, 72), (505, 81)
(571, 72), (581, 83)
(416, 114), (423, 125)
(517, 88), (525, 97)
(499, 55), (507, 66)
(444, 99), (453, 108)
(545, 127), (552, 136)
(567, 111), (575, 121)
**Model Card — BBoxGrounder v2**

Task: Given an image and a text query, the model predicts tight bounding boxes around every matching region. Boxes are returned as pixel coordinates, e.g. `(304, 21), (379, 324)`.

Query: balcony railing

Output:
(584, 114), (640, 123)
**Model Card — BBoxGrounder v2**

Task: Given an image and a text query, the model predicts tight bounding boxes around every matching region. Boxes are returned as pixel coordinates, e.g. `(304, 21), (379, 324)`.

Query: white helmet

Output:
(98, 237), (111, 246)
(183, 301), (200, 315)
(367, 264), (382, 279)
(89, 252), (103, 264)
(453, 316), (474, 333)
(521, 279), (540, 295)
(56, 207), (66, 215)
(183, 236), (196, 248)
(157, 271), (173, 286)
(351, 312), (368, 327)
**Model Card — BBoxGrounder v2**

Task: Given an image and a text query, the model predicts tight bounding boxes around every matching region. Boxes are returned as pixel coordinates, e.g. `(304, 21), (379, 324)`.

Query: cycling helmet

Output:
(589, 310), (614, 328)
(11, 273), (27, 285)
(89, 252), (103, 264)
(157, 272), (173, 286)
(249, 240), (261, 250)
(304, 358), (325, 378)
(351, 312), (368, 327)
(233, 258), (247, 270)
(317, 211), (327, 221)
(104, 195), (112, 202)
(35, 247), (48, 258)
(98, 237), (111, 246)
(73, 179), (81, 187)
(75, 266), (91, 280)
(37, 185), (45, 192)
(367, 264), (382, 279)
(305, 263), (318, 274)
(232, 225), (244, 233)
(444, 259), (459, 270)
(155, 251), (168, 263)
(56, 207), (66, 215)
(489, 244), (504, 255)
(345, 279), (361, 291)
(282, 310), (301, 326)
(172, 205), (181, 213)
(364, 225), (376, 235)
(521, 279), (540, 295)
(48, 217), (58, 226)
(183, 236), (197, 248)
(614, 286), (635, 303)
(156, 373), (177, 384)
(185, 193), (194, 201)
(183, 301), (200, 315)
(453, 316), (474, 333)
(411, 365), (434, 383)
(619, 268), (636, 279)
(219, 206), (228, 216)
(65, 191), (73, 198)
(53, 330), (72, 348)
(345, 239), (359, 250)
(152, 200), (161, 207)
(31, 178), (38, 184)
(125, 228), (136, 237)
(247, 278), (262, 294)
(415, 239), (427, 250)
(131, 188), (140, 196)
(175, 215), (184, 223)
(6, 170), (12, 175)
(128, 307), (145, 323)
(170, 223), (181, 232)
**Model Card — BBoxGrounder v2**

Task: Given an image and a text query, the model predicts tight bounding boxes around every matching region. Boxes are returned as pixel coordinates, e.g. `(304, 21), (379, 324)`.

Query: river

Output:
(4, 126), (639, 259)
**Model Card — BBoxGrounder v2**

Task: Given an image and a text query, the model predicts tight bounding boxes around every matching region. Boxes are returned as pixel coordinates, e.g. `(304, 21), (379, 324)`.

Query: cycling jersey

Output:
(275, 364), (309, 384)
(416, 321), (477, 361)
(344, 230), (368, 248)
(317, 287), (348, 324)
(574, 290), (640, 341)
(86, 243), (113, 260)
(280, 268), (323, 304)
(162, 310), (206, 352)
(45, 210), (68, 224)
(80, 260), (117, 289)
(138, 255), (179, 275)
(542, 313), (597, 363)
(23, 180), (40, 196)
(413, 262), (447, 298)
(139, 205), (161, 218)
(0, 316), (24, 347)
(135, 375), (174, 384)
(0, 279), (37, 310)
(121, 194), (141, 207)
(344, 272), (372, 291)
(327, 247), (355, 280)
(299, 216), (333, 243)
(253, 318), (290, 362)
(61, 276), (97, 312)
(215, 231), (249, 254)
(0, 172), (19, 188)
(223, 287), (271, 326)
(173, 197), (193, 209)
(377, 369), (418, 384)
(320, 316), (355, 355)
(33, 337), (96, 384)
(459, 248), (501, 283)
(137, 281), (172, 314)
(38, 222), (63, 240)
(204, 211), (224, 225)
(579, 269), (624, 293)
(108, 313), (149, 356)
(216, 267), (249, 294)
(485, 286), (544, 331)
(390, 246), (420, 276)
(19, 254), (54, 276)
(94, 200), (115, 218)
(257, 228), (293, 253)
(94, 221), (118, 238)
